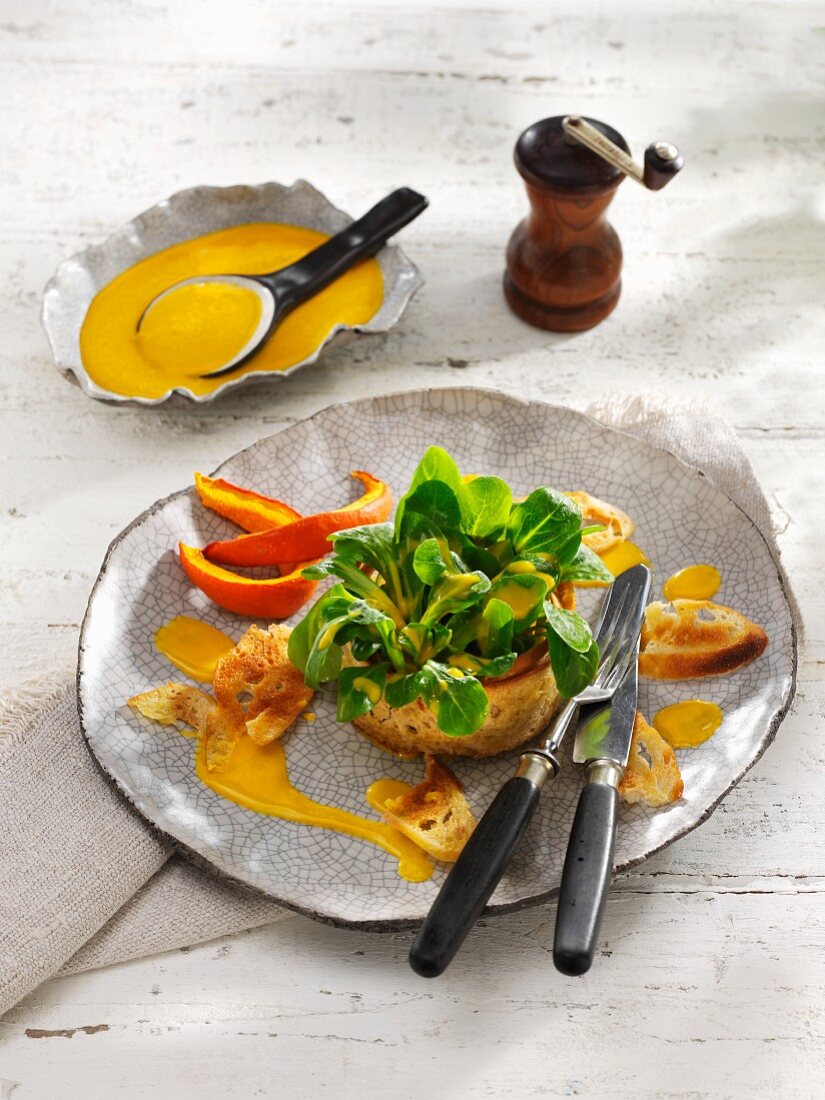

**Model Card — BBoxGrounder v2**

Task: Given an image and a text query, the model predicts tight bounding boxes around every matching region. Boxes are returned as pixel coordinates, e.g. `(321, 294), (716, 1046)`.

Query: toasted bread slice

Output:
(565, 490), (635, 555)
(128, 683), (215, 735)
(202, 706), (246, 773)
(351, 644), (562, 758)
(128, 680), (246, 771)
(381, 756), (476, 861)
(213, 624), (314, 745)
(639, 599), (768, 680)
(619, 711), (684, 807)
(130, 625), (311, 772)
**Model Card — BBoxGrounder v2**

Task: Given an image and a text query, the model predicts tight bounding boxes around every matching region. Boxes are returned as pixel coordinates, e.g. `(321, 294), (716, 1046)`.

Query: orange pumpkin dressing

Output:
(663, 564), (722, 602)
(653, 700), (723, 749)
(140, 280), (263, 378)
(599, 541), (650, 577)
(80, 223), (384, 399)
(154, 615), (432, 882)
(366, 778), (413, 811)
(195, 736), (433, 882)
(155, 615), (235, 682)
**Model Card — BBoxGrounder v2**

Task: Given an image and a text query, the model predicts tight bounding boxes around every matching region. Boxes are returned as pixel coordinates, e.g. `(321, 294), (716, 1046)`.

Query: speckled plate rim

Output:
(41, 179), (423, 407)
(76, 387), (798, 931)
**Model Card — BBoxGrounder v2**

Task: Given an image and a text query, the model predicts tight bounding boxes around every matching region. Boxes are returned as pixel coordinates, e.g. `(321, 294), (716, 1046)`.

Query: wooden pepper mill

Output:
(504, 115), (684, 333)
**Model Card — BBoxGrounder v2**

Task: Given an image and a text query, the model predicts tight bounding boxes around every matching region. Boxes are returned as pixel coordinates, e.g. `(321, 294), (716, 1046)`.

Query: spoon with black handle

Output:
(136, 187), (428, 379)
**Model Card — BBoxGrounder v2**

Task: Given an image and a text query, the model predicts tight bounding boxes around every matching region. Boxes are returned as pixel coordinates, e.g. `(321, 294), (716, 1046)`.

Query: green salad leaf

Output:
(290, 448), (616, 736)
(460, 476), (512, 539)
(336, 664), (389, 722)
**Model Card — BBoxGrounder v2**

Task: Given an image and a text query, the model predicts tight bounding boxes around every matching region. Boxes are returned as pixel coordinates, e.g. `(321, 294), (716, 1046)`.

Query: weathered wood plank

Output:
(2, 893), (824, 1099)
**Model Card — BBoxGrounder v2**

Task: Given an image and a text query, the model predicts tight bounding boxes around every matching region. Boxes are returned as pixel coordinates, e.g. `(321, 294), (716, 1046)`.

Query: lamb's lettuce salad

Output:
(288, 447), (612, 736)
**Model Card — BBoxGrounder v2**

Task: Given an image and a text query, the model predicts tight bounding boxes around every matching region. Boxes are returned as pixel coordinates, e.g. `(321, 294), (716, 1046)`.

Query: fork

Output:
(408, 564), (651, 978)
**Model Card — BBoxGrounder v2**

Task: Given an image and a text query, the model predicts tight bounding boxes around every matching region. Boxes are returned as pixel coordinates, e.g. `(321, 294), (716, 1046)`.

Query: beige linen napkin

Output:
(0, 395), (799, 1018)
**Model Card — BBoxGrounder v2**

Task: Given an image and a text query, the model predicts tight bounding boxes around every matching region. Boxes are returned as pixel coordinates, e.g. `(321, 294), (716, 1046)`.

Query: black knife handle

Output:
(409, 770), (549, 978)
(553, 766), (620, 977)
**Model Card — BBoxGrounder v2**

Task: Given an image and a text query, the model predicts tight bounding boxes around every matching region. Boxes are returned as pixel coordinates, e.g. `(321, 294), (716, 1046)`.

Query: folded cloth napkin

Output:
(0, 394), (800, 1018)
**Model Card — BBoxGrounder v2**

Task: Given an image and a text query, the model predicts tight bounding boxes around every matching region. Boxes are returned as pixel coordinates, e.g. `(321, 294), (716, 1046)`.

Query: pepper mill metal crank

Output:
(504, 114), (684, 333)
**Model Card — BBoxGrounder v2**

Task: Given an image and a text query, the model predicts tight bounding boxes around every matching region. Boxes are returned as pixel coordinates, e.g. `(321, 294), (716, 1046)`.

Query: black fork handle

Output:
(266, 188), (428, 307)
(409, 754), (556, 978)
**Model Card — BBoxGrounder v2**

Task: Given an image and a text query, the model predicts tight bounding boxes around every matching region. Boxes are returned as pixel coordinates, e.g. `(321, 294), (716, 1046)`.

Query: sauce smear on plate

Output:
(600, 540), (650, 576)
(663, 564), (722, 601)
(154, 615), (433, 882)
(653, 700), (723, 748)
(195, 735), (432, 882)
(155, 615), (235, 682)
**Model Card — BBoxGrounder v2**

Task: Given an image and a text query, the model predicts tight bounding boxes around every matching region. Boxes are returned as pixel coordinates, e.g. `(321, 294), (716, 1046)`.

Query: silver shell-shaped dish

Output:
(41, 180), (424, 406)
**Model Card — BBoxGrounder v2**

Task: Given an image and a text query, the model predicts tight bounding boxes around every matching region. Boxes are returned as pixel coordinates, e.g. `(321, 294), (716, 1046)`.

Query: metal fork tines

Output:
(533, 564), (651, 764)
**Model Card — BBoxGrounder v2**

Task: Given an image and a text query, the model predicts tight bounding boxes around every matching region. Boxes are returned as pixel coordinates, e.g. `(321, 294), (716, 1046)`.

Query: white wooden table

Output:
(1, 1), (822, 1095)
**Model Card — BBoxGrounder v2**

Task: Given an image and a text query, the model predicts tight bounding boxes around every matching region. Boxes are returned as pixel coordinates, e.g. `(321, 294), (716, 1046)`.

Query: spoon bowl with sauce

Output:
(137, 188), (428, 379)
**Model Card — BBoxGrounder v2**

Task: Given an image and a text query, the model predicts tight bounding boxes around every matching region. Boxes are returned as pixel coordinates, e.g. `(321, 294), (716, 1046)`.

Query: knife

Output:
(553, 647), (639, 976)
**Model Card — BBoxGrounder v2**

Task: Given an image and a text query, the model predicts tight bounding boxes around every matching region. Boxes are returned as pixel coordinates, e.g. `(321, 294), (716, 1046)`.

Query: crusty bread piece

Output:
(128, 681), (243, 772)
(213, 624), (314, 746)
(639, 599), (768, 680)
(201, 706), (247, 773)
(619, 711), (684, 807)
(130, 625), (312, 773)
(128, 683), (215, 734)
(565, 491), (635, 556)
(351, 644), (562, 758)
(381, 756), (476, 861)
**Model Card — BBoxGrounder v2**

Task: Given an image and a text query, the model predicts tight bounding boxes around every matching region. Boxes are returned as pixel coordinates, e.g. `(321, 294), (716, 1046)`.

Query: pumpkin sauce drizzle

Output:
(652, 565), (725, 748)
(155, 616), (235, 682)
(153, 615), (432, 882)
(653, 701), (723, 748)
(663, 563), (722, 601)
(599, 540), (650, 576)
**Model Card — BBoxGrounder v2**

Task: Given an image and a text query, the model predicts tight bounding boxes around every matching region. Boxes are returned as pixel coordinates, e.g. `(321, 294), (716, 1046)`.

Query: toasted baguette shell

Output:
(350, 644), (562, 758)
(619, 711), (684, 807)
(129, 625), (310, 773)
(639, 599), (768, 680)
(213, 624), (313, 745)
(202, 706), (246, 773)
(128, 683), (215, 734)
(382, 756), (476, 861)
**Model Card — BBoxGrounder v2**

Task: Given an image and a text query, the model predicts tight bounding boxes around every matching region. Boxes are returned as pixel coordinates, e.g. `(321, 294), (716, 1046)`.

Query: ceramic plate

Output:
(42, 180), (423, 406)
(77, 389), (797, 927)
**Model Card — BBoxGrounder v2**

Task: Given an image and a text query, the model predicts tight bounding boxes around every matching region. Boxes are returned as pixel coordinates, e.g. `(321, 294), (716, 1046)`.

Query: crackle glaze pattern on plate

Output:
(77, 389), (796, 927)
(42, 179), (423, 406)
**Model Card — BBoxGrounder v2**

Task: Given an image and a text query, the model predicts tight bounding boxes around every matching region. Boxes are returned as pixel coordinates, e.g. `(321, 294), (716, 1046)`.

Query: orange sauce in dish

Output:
(653, 700), (723, 749)
(154, 615), (433, 882)
(663, 564), (722, 602)
(80, 223), (384, 399)
(599, 541), (650, 577)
